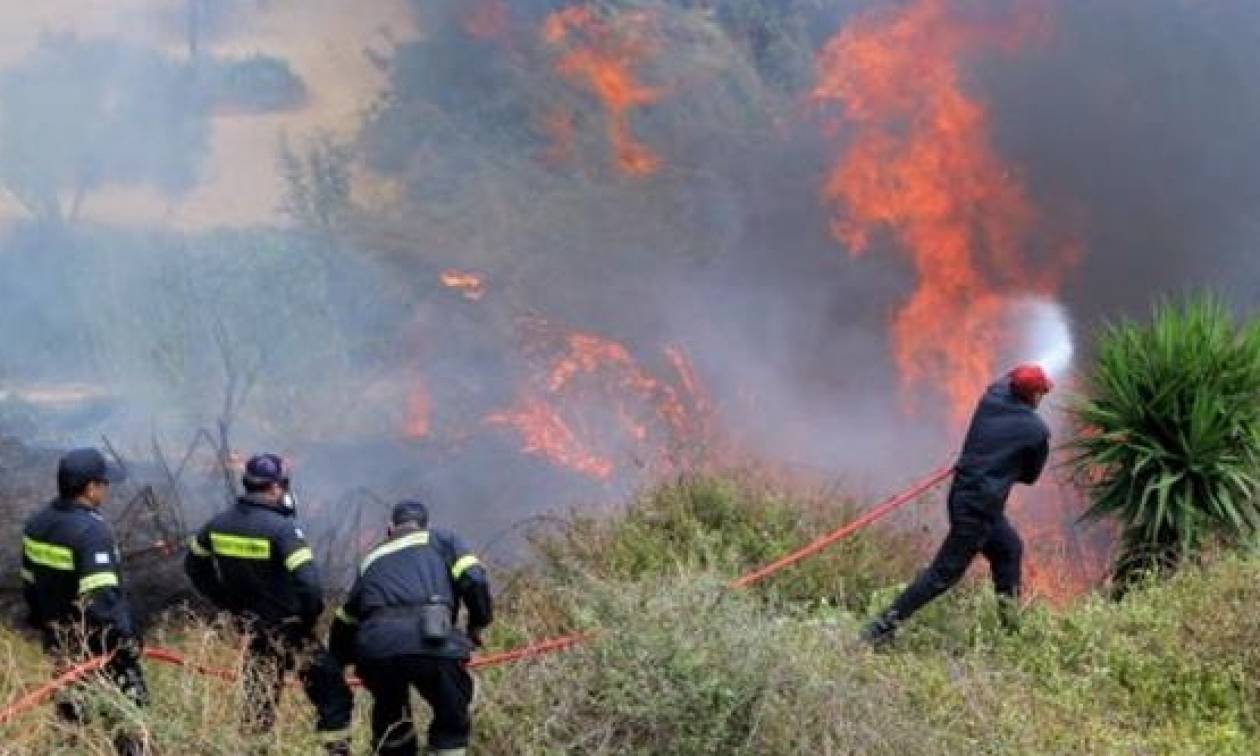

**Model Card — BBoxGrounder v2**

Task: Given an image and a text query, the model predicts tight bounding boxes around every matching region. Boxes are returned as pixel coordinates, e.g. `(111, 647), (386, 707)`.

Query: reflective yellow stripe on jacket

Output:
(209, 532), (271, 560)
(23, 537), (74, 571)
(360, 531), (430, 574)
(188, 536), (211, 557)
(285, 547), (314, 571)
(451, 555), (481, 580)
(78, 572), (119, 594)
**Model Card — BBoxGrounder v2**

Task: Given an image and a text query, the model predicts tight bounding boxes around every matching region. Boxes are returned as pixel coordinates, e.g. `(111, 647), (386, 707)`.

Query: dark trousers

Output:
(890, 495), (1023, 621)
(241, 629), (354, 741)
(357, 655), (475, 755)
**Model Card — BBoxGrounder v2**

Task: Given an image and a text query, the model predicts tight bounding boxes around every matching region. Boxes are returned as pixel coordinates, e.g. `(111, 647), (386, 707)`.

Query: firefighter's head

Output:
(1008, 363), (1054, 408)
(389, 499), (429, 535)
(242, 453), (296, 512)
(57, 447), (124, 506)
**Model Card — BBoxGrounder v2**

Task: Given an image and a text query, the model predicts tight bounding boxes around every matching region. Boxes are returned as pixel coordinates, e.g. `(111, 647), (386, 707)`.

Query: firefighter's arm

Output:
(447, 532), (493, 633)
(1020, 435), (1051, 484)
(20, 550), (39, 627)
(275, 524), (324, 626)
(74, 522), (139, 648)
(184, 526), (227, 606)
(328, 579), (363, 667)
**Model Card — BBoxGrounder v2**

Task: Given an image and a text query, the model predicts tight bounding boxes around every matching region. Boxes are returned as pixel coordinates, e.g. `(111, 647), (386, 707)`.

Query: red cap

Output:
(1008, 363), (1053, 401)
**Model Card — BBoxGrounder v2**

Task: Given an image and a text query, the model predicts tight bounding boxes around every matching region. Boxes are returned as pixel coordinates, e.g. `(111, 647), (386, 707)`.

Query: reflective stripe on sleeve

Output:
(78, 572), (119, 594)
(188, 536), (211, 557)
(284, 547), (314, 571)
(23, 537), (74, 571)
(451, 555), (480, 580)
(334, 606), (357, 625)
(20, 567), (34, 583)
(209, 532), (272, 560)
(360, 531), (430, 574)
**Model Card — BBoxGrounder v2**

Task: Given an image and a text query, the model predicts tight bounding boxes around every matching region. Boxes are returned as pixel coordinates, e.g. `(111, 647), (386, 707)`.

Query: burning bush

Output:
(1068, 297), (1260, 586)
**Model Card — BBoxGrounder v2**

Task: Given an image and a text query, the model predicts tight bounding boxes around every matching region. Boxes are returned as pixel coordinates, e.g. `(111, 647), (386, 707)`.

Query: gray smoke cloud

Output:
(1, 0), (1258, 574)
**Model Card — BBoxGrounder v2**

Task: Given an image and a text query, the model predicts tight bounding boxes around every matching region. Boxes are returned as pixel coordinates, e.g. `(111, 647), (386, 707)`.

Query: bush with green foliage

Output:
(1068, 297), (1260, 584)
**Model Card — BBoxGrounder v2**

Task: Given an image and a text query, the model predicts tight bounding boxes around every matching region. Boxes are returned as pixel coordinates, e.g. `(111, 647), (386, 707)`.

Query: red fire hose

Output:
(729, 464), (954, 589)
(0, 653), (113, 728)
(1, 464), (952, 724)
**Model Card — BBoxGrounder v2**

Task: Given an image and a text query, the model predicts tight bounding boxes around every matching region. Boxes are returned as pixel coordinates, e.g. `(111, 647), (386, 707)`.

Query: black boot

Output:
(997, 596), (1021, 632)
(860, 609), (899, 649)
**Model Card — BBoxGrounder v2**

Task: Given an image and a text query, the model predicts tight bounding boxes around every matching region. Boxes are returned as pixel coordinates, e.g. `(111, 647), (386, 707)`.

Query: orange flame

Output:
(486, 318), (708, 479)
(542, 7), (662, 176)
(486, 398), (616, 480)
(440, 269), (486, 301)
(814, 0), (1059, 425)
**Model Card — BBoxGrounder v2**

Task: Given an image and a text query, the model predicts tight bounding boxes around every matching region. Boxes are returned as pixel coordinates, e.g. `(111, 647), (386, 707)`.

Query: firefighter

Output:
(862, 364), (1053, 646)
(184, 453), (352, 754)
(21, 447), (148, 756)
(330, 499), (493, 756)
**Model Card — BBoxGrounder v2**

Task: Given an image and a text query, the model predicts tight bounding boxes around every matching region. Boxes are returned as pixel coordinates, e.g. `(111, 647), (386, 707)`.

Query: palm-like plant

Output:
(1068, 298), (1260, 586)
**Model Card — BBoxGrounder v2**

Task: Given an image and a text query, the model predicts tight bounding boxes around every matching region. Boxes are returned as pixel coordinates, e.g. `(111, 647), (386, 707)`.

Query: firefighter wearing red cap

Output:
(329, 498), (493, 756)
(862, 364), (1053, 646)
(184, 453), (353, 754)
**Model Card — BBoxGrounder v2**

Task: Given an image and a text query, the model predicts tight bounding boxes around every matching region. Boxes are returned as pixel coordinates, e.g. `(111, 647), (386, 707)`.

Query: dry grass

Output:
(2, 475), (1259, 754)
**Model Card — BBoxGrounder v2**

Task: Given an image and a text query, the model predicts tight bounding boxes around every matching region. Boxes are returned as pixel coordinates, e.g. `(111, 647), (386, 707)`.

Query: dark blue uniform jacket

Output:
(950, 378), (1052, 513)
(22, 498), (139, 649)
(184, 494), (324, 630)
(329, 527), (493, 663)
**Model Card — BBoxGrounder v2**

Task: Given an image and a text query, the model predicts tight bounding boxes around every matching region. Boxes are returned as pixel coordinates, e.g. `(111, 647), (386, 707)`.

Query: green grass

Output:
(3, 474), (1259, 753)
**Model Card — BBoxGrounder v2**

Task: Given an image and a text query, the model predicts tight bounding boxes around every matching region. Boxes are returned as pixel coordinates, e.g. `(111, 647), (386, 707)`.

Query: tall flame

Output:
(542, 7), (662, 176)
(817, 0), (1096, 602)
(814, 0), (1057, 424)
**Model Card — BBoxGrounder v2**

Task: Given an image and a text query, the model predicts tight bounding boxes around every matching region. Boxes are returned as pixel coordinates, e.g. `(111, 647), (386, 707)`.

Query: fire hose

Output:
(0, 464), (953, 725)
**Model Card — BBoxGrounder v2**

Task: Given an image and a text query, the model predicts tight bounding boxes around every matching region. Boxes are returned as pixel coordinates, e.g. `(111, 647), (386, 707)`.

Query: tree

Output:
(1068, 297), (1260, 587)
(0, 35), (210, 224)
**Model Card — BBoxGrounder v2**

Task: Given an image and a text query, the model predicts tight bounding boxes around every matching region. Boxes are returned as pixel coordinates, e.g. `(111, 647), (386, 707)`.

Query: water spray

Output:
(1005, 297), (1075, 383)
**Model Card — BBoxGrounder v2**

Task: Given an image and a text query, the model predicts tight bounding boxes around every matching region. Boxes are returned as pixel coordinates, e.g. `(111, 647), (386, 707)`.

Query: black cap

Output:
(243, 453), (289, 488)
(391, 499), (429, 527)
(58, 448), (125, 489)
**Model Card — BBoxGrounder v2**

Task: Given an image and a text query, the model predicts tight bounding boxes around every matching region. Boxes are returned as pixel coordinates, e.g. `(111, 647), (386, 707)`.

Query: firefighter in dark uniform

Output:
(330, 499), (493, 756)
(21, 448), (148, 756)
(183, 453), (352, 754)
(862, 364), (1053, 646)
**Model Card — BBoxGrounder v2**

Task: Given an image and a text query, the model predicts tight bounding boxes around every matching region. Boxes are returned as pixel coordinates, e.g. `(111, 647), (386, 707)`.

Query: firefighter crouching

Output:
(330, 499), (494, 756)
(21, 448), (149, 756)
(184, 453), (353, 754)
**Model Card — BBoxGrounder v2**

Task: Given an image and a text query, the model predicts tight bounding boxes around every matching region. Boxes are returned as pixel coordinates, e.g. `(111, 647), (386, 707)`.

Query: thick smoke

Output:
(1, 0), (1258, 571)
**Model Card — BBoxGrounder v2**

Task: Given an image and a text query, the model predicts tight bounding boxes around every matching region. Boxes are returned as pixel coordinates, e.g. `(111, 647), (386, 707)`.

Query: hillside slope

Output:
(2, 477), (1257, 754)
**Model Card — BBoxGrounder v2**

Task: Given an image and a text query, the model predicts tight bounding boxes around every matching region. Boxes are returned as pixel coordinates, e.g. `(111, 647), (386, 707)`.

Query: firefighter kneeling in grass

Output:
(184, 453), (353, 754)
(21, 448), (148, 755)
(331, 499), (494, 756)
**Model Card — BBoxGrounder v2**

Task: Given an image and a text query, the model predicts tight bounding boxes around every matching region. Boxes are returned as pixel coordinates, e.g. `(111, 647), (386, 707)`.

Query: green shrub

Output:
(1068, 297), (1260, 584)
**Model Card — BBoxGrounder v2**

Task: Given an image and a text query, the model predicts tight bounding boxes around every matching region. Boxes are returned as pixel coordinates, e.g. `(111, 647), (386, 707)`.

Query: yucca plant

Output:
(1068, 297), (1260, 587)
